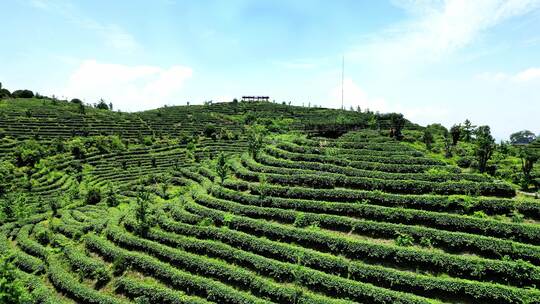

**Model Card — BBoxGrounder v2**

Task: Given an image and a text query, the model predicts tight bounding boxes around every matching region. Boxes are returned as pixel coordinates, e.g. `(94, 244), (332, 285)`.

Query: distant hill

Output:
(0, 97), (419, 140)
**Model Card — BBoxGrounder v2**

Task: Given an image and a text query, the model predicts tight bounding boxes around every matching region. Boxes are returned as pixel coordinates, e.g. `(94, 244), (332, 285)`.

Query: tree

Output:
(49, 197), (60, 218)
(203, 125), (217, 139)
(96, 99), (109, 110)
(1, 193), (35, 222)
(78, 102), (86, 115)
(11, 90), (34, 99)
(186, 142), (196, 161)
(510, 130), (536, 145)
(246, 124), (267, 158)
(474, 126), (495, 173)
(443, 135), (453, 158)
(215, 153), (229, 184)
(422, 129), (434, 151)
(450, 124), (461, 145)
(0, 161), (15, 196)
(461, 119), (476, 142)
(518, 143), (540, 189)
(105, 184), (119, 207)
(86, 188), (102, 205)
(70, 98), (82, 104)
(69, 138), (86, 159)
(0, 82), (10, 99)
(13, 140), (45, 167)
(134, 189), (152, 236)
(109, 102), (113, 111)
(388, 113), (405, 140)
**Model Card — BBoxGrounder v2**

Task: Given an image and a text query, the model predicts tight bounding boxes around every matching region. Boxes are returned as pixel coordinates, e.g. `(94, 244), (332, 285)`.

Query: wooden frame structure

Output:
(241, 96), (269, 102)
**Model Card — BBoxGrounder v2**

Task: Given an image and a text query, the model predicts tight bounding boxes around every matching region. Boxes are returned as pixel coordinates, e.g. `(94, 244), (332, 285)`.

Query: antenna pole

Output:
(341, 55), (344, 110)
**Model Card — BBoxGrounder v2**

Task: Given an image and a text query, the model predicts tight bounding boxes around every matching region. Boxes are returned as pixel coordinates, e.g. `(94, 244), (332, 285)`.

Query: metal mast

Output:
(341, 55), (344, 110)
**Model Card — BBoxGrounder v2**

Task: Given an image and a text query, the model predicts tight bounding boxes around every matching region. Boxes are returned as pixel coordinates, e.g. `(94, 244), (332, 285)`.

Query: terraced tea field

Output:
(0, 99), (539, 304)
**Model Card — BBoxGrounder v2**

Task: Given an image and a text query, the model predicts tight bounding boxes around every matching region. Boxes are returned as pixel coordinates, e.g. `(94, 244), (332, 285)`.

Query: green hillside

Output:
(1, 96), (539, 304)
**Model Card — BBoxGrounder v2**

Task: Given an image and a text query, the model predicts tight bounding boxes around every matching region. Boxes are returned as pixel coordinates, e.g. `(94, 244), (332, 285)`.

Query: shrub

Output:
(395, 233), (414, 247)
(11, 89), (34, 98)
(86, 188), (102, 205)
(95, 99), (109, 110)
(0, 88), (11, 99)
(105, 185), (119, 207)
(457, 156), (473, 168)
(203, 125), (218, 139)
(0, 257), (31, 303)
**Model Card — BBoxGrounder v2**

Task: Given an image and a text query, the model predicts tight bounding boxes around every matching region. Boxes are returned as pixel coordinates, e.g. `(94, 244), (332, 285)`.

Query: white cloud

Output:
(477, 67), (540, 82)
(514, 67), (540, 82)
(327, 78), (448, 124)
(62, 60), (192, 111)
(328, 78), (389, 111)
(349, 0), (540, 66)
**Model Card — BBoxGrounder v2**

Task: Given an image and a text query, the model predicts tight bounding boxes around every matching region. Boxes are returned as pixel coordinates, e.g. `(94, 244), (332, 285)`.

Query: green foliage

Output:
(134, 190), (154, 236)
(246, 124), (267, 158)
(0, 88), (11, 99)
(517, 145), (540, 190)
(474, 126), (496, 173)
(510, 130), (536, 145)
(2, 94), (540, 304)
(450, 124), (461, 145)
(49, 197), (61, 218)
(14, 139), (45, 167)
(68, 138), (86, 159)
(511, 210), (524, 223)
(0, 193), (36, 223)
(11, 89), (34, 99)
(215, 153), (229, 184)
(86, 188), (102, 205)
(105, 184), (119, 207)
(421, 129), (434, 150)
(0, 161), (15, 196)
(461, 119), (476, 142)
(395, 232), (414, 247)
(95, 98), (109, 110)
(203, 125), (218, 139)
(388, 113), (405, 140)
(143, 136), (154, 146)
(0, 256), (31, 303)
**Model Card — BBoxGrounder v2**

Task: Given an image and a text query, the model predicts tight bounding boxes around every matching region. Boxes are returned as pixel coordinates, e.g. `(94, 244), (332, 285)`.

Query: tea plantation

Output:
(1, 97), (539, 304)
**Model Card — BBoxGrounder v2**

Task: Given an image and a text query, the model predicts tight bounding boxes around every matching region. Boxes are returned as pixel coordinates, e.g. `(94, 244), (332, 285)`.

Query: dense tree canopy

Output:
(474, 126), (495, 173)
(510, 130), (537, 145)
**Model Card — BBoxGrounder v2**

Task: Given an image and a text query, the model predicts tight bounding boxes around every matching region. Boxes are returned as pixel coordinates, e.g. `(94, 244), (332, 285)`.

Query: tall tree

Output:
(422, 129), (434, 151)
(450, 124), (461, 145)
(474, 126), (495, 173)
(389, 113), (405, 140)
(518, 141), (540, 189)
(246, 124), (267, 158)
(215, 153), (229, 184)
(78, 102), (86, 115)
(134, 189), (152, 236)
(461, 119), (476, 142)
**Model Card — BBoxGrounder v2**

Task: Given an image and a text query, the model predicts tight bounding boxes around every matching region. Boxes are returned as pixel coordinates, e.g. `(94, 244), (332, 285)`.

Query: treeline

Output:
(416, 120), (539, 192)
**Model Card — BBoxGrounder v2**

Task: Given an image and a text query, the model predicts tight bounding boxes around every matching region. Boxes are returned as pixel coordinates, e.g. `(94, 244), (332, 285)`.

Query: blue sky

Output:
(1, 0), (539, 139)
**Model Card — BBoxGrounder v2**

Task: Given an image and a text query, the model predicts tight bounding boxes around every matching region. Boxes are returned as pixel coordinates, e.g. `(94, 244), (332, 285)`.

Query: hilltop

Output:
(0, 92), (539, 304)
